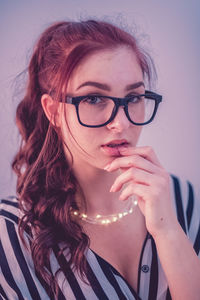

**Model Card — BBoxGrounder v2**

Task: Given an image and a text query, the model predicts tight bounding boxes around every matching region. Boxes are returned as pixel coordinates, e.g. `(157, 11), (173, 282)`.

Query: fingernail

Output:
(104, 164), (111, 171)
(110, 185), (115, 192)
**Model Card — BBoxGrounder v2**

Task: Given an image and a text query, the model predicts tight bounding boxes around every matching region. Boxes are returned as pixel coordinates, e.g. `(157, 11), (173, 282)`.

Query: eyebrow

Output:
(76, 81), (145, 91)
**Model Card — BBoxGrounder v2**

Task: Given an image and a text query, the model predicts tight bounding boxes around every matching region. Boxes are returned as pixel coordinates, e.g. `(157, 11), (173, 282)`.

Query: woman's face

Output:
(59, 46), (145, 170)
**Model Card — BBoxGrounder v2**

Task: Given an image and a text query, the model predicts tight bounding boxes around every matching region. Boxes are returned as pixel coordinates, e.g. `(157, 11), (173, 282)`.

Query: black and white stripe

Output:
(0, 176), (200, 299)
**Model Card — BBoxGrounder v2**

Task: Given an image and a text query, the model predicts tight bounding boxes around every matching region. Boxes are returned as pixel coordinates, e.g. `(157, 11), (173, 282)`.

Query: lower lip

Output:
(101, 144), (129, 157)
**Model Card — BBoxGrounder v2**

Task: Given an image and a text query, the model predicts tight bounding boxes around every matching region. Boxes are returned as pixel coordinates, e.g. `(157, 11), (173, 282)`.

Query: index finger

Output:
(119, 146), (163, 167)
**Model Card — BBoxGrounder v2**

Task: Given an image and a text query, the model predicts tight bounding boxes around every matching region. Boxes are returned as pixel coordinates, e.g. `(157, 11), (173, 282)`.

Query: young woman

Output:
(0, 20), (199, 300)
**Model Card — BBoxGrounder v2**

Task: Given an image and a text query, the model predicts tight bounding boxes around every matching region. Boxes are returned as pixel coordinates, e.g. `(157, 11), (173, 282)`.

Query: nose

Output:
(106, 107), (130, 132)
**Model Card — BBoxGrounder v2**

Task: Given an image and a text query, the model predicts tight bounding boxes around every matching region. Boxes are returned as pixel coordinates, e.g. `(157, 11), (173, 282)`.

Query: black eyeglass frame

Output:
(64, 90), (162, 128)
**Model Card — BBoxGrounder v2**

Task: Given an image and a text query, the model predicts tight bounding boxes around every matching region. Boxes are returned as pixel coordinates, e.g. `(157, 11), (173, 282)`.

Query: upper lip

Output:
(102, 139), (129, 146)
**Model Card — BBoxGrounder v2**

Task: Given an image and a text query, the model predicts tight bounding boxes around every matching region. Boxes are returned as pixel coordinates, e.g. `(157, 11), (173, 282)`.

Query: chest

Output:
(84, 219), (147, 291)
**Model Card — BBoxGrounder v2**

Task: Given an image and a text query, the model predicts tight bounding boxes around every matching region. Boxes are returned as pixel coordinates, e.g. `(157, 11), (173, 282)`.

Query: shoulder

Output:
(0, 196), (29, 241)
(0, 196), (32, 270)
(169, 174), (200, 256)
(0, 197), (50, 299)
(0, 196), (21, 225)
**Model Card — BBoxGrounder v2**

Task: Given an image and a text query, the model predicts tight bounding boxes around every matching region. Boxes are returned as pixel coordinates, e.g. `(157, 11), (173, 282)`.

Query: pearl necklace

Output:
(71, 196), (138, 225)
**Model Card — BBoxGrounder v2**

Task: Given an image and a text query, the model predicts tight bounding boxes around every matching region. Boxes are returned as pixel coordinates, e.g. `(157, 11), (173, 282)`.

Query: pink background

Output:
(0, 0), (200, 197)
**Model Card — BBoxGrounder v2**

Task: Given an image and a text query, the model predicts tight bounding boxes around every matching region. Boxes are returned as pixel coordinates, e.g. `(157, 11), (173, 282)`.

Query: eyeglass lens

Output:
(78, 96), (156, 126)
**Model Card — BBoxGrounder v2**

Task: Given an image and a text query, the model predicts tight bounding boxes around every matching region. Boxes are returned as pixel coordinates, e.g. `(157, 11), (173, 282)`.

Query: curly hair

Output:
(12, 19), (155, 297)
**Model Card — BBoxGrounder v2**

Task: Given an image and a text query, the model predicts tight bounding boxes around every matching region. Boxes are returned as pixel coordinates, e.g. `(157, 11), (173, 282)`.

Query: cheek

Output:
(130, 122), (143, 145)
(59, 105), (78, 143)
(61, 106), (97, 147)
(138, 102), (145, 122)
(137, 126), (143, 137)
(62, 104), (81, 134)
(134, 124), (143, 137)
(128, 102), (145, 124)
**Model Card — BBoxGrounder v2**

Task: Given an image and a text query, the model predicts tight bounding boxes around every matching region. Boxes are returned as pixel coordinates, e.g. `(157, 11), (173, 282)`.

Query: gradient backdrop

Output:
(0, 0), (200, 197)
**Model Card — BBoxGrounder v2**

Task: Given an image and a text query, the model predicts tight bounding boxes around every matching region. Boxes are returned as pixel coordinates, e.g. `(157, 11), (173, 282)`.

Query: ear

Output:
(41, 94), (61, 127)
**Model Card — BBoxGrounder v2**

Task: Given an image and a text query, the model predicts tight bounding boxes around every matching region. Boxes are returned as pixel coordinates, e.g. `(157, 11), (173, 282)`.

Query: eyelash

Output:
(85, 92), (143, 98)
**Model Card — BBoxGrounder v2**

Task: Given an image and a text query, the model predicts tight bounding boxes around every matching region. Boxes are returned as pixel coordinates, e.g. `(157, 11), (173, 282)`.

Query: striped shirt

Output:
(0, 175), (200, 300)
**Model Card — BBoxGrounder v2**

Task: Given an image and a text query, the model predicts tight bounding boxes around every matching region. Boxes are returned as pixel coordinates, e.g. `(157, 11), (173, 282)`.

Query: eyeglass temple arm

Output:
(145, 90), (162, 102)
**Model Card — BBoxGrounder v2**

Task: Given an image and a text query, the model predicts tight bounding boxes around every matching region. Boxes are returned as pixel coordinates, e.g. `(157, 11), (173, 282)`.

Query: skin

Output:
(42, 47), (146, 216)
(41, 46), (200, 299)
(61, 47), (144, 170)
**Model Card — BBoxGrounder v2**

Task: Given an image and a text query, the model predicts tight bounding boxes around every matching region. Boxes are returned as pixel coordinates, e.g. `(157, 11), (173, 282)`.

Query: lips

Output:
(103, 139), (129, 147)
(101, 139), (129, 156)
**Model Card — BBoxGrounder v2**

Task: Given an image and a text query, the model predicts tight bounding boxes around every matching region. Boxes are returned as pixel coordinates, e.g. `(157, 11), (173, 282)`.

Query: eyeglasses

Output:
(64, 90), (162, 128)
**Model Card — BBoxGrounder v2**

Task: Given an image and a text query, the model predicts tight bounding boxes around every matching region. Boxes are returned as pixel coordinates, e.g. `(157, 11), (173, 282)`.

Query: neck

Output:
(72, 161), (126, 216)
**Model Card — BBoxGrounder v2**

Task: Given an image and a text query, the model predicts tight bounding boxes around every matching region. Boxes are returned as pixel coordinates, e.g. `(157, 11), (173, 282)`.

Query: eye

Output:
(127, 95), (143, 103)
(82, 96), (104, 105)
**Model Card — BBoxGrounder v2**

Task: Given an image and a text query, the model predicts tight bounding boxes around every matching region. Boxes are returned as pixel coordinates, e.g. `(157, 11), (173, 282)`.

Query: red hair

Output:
(12, 19), (155, 297)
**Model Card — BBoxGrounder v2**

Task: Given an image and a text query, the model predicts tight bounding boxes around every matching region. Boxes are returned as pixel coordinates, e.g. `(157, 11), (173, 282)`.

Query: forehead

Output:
(67, 47), (144, 93)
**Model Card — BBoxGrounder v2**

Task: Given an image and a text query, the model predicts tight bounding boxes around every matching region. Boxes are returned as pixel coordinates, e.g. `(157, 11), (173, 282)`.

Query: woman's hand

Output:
(104, 146), (179, 238)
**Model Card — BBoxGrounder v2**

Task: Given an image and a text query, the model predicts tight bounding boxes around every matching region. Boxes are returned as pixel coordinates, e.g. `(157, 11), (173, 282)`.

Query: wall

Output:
(0, 0), (200, 197)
